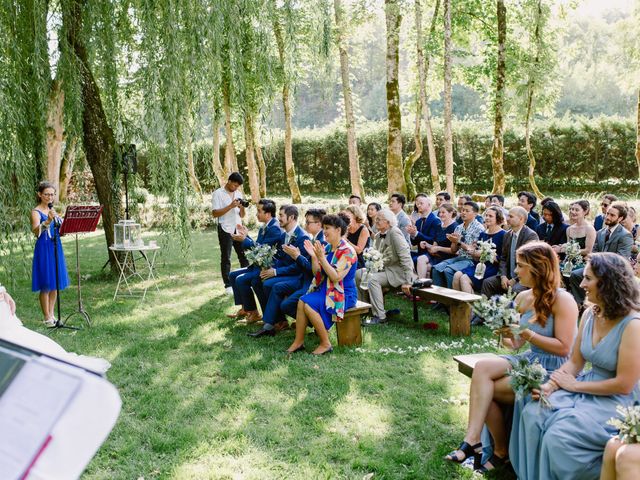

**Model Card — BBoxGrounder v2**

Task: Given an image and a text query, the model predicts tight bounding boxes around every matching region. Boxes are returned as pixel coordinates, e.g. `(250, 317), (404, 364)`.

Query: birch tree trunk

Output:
(211, 114), (225, 187)
(46, 79), (64, 201)
(491, 0), (507, 195)
(222, 80), (238, 175)
(252, 117), (267, 197)
(334, 0), (365, 200)
(273, 14), (302, 203)
(186, 132), (202, 194)
(385, 0), (406, 195)
(443, 0), (454, 195)
(58, 136), (77, 202)
(636, 88), (640, 181)
(244, 112), (261, 203)
(422, 0), (441, 193)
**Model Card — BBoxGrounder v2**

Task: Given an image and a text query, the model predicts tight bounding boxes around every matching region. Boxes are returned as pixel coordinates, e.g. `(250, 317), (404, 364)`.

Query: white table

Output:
(109, 245), (160, 300)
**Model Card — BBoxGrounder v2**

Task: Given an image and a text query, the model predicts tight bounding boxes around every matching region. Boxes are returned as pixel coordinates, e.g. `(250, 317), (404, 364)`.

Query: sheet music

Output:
(0, 356), (82, 479)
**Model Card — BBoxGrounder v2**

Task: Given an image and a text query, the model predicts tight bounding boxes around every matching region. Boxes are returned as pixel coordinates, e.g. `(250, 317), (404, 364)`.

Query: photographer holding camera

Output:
(212, 172), (249, 295)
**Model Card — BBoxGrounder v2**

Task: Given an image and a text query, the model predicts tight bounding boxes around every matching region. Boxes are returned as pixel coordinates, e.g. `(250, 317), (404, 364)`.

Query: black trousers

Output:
(218, 224), (248, 287)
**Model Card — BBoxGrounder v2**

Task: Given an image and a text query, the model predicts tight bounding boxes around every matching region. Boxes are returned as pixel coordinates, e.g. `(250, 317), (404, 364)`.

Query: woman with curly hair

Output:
(445, 242), (578, 474)
(512, 253), (640, 480)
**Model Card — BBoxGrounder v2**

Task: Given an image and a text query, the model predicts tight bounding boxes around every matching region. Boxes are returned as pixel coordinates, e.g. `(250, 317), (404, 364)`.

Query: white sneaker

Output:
(225, 286), (234, 296)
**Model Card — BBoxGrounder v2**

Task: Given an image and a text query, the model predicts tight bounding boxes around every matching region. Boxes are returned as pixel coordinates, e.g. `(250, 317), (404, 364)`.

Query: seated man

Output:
(432, 201), (485, 288)
(227, 199), (282, 323)
(249, 209), (326, 337)
(569, 202), (633, 307)
(406, 194), (441, 263)
(480, 206), (538, 298)
(252, 205), (310, 315)
(456, 194), (484, 224)
(356, 209), (415, 325)
(536, 200), (568, 247)
(594, 193), (618, 230)
(348, 195), (362, 206)
(389, 192), (412, 245)
(518, 190), (541, 230)
(489, 194), (509, 222)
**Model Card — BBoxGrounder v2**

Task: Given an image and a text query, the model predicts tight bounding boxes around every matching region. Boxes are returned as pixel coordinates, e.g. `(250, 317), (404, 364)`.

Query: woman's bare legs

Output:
(286, 300), (308, 352)
(452, 271), (463, 291)
(39, 292), (49, 320)
(459, 274), (475, 294)
(48, 290), (57, 319)
(602, 438), (640, 480)
(417, 255), (431, 279)
(482, 376), (515, 463)
(303, 303), (332, 354)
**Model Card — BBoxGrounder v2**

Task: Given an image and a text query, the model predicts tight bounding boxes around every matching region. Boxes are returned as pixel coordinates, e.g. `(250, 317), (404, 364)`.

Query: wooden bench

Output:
(453, 353), (500, 377)
(336, 300), (371, 347)
(412, 285), (481, 336)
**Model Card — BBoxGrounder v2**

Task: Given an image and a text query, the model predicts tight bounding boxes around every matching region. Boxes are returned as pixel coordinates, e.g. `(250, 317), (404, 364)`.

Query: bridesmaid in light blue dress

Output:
(445, 242), (577, 474)
(512, 253), (640, 480)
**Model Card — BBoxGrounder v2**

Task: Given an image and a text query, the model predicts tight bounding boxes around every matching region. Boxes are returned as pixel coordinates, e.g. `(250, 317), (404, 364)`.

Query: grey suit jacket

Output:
(373, 226), (416, 287)
(593, 225), (633, 258)
(498, 225), (539, 278)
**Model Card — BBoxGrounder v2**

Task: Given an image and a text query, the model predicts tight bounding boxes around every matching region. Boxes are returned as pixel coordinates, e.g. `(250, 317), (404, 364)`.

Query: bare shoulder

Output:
(516, 289), (534, 310)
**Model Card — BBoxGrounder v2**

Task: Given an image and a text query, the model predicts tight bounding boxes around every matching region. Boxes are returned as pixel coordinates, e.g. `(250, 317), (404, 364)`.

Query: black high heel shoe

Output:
(475, 453), (509, 475)
(444, 441), (482, 470)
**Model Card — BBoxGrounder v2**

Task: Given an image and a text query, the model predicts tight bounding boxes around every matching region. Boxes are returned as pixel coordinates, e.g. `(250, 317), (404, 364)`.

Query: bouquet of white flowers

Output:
(363, 247), (385, 273)
(509, 358), (551, 408)
(474, 239), (497, 279)
(472, 289), (523, 337)
(607, 403), (640, 444)
(245, 244), (277, 269)
(561, 240), (584, 277)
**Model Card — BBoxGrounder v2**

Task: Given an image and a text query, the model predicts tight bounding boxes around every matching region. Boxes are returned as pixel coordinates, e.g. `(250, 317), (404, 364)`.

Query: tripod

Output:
(50, 219), (79, 330)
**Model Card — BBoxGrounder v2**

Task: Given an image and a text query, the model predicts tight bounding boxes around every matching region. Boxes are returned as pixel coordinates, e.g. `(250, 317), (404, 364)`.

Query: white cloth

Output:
(212, 187), (244, 234)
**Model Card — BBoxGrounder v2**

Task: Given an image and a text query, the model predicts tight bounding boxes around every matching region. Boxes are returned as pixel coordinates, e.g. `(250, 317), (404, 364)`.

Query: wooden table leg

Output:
(449, 303), (471, 336)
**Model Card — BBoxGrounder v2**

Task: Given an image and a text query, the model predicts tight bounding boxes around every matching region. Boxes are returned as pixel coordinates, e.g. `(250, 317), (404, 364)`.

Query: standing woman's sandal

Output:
(444, 441), (482, 470)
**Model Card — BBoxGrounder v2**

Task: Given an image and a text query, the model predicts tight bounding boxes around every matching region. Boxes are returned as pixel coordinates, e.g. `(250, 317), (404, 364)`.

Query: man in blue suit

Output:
(249, 208), (326, 337)
(406, 194), (441, 262)
(227, 199), (282, 323)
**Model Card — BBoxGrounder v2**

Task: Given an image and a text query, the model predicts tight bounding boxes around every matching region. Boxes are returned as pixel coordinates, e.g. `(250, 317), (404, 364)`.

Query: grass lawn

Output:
(4, 228), (512, 479)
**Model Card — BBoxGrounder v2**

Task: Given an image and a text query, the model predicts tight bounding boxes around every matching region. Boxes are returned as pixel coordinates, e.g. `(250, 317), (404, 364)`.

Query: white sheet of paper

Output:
(0, 356), (81, 479)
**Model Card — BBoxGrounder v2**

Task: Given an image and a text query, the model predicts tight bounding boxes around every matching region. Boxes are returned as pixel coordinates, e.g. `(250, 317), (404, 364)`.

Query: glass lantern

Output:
(114, 220), (141, 248)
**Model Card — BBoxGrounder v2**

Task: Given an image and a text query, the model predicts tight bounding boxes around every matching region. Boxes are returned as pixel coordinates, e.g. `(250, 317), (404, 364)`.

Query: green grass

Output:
(4, 229), (508, 479)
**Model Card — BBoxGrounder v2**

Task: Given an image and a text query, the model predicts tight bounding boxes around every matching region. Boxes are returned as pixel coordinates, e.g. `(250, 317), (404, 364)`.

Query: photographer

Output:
(212, 172), (249, 295)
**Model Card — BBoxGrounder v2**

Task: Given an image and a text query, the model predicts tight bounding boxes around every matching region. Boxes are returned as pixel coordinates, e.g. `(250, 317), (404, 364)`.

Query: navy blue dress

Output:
(461, 229), (506, 290)
(32, 209), (69, 292)
(427, 222), (457, 265)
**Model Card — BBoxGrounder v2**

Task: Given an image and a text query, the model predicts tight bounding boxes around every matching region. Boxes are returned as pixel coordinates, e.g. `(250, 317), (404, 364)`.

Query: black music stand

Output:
(56, 205), (103, 330)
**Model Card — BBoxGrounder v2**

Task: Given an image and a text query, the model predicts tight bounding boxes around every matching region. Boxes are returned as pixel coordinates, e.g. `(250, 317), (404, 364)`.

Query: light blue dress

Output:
(511, 310), (640, 480)
(480, 307), (571, 464)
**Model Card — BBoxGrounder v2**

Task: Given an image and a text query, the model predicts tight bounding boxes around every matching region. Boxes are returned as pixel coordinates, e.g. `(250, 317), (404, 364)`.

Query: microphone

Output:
(48, 202), (61, 227)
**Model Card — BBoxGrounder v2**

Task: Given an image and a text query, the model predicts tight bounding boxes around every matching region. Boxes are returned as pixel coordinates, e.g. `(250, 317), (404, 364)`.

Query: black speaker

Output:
(119, 143), (137, 174)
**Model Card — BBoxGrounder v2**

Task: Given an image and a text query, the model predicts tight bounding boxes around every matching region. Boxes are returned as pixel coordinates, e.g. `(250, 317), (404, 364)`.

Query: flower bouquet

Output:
(474, 239), (497, 280)
(361, 247), (384, 291)
(607, 403), (640, 444)
(509, 358), (551, 408)
(472, 290), (524, 340)
(561, 240), (584, 277)
(245, 244), (277, 269)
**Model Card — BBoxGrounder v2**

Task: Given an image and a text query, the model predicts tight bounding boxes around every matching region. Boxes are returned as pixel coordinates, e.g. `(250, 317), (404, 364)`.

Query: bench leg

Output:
(449, 303), (471, 336)
(336, 313), (363, 346)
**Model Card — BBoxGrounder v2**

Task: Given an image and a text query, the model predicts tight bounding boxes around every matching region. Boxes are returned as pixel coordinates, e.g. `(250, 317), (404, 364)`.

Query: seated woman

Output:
(512, 253), (640, 480)
(536, 200), (568, 247)
(452, 206), (505, 294)
(365, 202), (382, 235)
(343, 205), (371, 269)
(286, 214), (358, 356)
(620, 205), (639, 264)
(445, 242), (577, 473)
(601, 438), (640, 480)
(552, 199), (596, 259)
(416, 203), (457, 278)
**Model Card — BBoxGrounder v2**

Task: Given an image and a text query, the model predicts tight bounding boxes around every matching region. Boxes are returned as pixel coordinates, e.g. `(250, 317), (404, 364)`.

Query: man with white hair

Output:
(356, 209), (415, 324)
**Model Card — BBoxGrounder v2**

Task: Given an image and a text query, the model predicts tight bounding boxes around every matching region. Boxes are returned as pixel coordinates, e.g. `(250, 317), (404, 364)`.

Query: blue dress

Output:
(480, 307), (571, 465)
(461, 229), (506, 291)
(422, 222), (457, 266)
(512, 310), (640, 480)
(32, 209), (70, 292)
(299, 247), (358, 330)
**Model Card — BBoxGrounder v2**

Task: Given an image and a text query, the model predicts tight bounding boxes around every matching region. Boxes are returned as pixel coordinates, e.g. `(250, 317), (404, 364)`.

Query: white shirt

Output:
(212, 187), (243, 234)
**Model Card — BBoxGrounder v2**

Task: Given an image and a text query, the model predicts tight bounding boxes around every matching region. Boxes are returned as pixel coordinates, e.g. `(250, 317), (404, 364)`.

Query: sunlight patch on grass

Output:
(326, 387), (391, 442)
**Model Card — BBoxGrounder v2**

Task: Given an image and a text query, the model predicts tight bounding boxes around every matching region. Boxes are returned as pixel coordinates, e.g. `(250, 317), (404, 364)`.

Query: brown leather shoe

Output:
(244, 311), (262, 324)
(274, 321), (289, 332)
(227, 308), (248, 319)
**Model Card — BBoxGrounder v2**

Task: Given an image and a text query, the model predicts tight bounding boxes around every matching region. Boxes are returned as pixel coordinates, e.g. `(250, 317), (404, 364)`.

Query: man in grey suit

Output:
(356, 209), (415, 324)
(481, 207), (539, 299)
(569, 203), (633, 306)
(389, 193), (412, 245)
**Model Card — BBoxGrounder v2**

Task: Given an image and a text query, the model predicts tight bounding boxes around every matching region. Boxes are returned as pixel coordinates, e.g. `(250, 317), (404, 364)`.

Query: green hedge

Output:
(138, 116), (639, 196)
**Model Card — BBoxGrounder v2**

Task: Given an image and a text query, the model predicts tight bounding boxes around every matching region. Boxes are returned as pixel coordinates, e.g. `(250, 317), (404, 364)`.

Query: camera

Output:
(412, 278), (433, 290)
(239, 199), (250, 208)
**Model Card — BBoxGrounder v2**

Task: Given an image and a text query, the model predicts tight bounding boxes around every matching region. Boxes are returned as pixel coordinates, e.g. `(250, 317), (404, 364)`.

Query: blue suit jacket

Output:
(273, 225), (310, 277)
(295, 230), (326, 283)
(412, 212), (441, 253)
(242, 218), (283, 250)
(594, 214), (604, 231)
(526, 213), (539, 231)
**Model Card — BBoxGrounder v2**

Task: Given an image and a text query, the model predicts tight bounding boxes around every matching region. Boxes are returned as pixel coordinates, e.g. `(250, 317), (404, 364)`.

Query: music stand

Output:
(57, 205), (103, 330)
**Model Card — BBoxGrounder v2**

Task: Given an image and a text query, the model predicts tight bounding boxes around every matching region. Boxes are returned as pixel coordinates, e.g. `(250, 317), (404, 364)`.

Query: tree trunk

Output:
(525, 0), (544, 199)
(253, 118), (267, 197)
(491, 0), (507, 195)
(222, 80), (238, 175)
(244, 112), (261, 203)
(211, 113), (225, 187)
(443, 0), (454, 195)
(273, 14), (302, 203)
(46, 79), (64, 201)
(186, 132), (202, 194)
(64, 0), (120, 271)
(636, 88), (640, 181)
(334, 0), (365, 201)
(385, 0), (406, 195)
(58, 136), (77, 202)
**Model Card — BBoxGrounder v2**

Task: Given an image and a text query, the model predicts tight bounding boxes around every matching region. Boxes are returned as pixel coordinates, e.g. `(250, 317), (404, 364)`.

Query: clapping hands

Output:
(446, 232), (461, 244)
(231, 224), (248, 242)
(282, 244), (300, 259)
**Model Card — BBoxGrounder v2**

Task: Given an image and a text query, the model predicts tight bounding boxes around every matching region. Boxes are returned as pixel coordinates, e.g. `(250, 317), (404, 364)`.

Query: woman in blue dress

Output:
(453, 206), (506, 293)
(512, 253), (640, 480)
(30, 181), (69, 327)
(444, 242), (577, 473)
(416, 203), (458, 278)
(286, 214), (358, 356)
